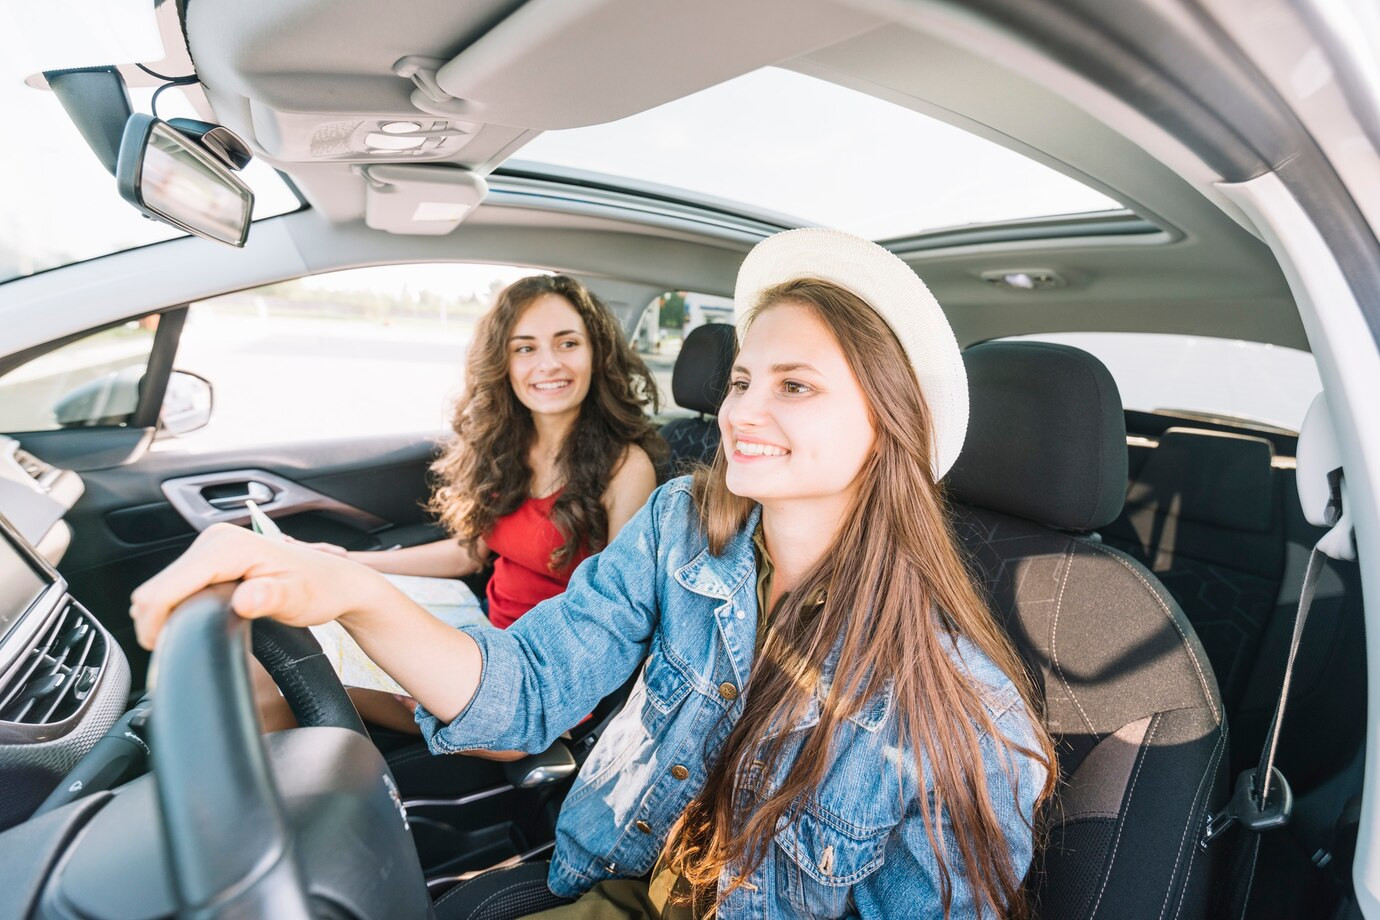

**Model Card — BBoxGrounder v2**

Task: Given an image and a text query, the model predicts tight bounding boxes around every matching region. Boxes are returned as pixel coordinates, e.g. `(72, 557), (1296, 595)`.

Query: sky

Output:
(516, 67), (1121, 238)
(0, 1), (296, 283)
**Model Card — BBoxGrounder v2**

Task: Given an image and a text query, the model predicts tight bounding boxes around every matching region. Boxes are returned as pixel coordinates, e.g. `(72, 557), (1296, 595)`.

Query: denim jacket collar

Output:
(673, 504), (762, 601)
(673, 503), (892, 734)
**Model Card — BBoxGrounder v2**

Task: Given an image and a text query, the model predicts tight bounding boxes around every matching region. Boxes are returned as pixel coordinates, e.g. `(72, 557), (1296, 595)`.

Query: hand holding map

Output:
(243, 500), (484, 695)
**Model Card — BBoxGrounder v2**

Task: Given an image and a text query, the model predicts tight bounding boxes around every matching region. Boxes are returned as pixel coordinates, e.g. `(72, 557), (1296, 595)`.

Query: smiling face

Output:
(719, 301), (877, 506)
(507, 293), (594, 420)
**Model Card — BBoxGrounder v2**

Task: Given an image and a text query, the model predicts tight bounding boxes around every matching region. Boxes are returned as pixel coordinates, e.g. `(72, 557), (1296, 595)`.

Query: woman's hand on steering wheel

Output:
(130, 522), (387, 651)
(283, 534), (350, 557)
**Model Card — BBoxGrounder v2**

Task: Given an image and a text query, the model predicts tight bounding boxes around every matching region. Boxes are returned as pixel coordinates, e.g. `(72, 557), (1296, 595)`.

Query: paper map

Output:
(309, 573), (487, 694)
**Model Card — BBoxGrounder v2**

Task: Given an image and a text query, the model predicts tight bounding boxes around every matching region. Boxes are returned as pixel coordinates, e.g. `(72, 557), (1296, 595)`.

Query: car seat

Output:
(657, 322), (735, 475)
(1103, 427), (1283, 716)
(947, 341), (1228, 919)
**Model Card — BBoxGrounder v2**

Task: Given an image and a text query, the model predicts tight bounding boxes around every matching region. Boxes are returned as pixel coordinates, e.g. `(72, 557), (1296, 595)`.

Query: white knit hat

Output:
(733, 228), (969, 479)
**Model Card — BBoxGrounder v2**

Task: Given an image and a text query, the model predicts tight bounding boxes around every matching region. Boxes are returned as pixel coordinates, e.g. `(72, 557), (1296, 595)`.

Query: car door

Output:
(0, 262), (541, 689)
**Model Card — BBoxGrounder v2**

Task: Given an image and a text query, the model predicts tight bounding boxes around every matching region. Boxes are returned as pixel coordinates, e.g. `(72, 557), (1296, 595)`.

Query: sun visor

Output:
(413, 0), (881, 128)
(362, 165), (487, 235)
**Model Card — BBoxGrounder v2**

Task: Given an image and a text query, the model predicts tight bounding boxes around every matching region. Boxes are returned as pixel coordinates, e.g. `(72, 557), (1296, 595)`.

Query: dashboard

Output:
(0, 444), (129, 832)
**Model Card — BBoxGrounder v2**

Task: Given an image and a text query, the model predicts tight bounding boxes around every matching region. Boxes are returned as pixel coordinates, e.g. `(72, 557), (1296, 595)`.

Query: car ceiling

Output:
(7, 0), (1304, 354)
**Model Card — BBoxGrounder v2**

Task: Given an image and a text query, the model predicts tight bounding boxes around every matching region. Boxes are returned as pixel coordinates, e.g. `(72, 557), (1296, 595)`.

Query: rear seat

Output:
(656, 323), (735, 476)
(1102, 419), (1366, 911)
(1102, 423), (1365, 784)
(1102, 428), (1284, 715)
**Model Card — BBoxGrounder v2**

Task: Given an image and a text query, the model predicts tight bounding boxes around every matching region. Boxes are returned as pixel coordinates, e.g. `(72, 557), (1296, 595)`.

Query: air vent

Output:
(0, 601), (105, 725)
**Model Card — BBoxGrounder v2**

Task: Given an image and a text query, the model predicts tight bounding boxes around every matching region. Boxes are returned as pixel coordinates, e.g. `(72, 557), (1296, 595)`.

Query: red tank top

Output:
(484, 491), (590, 629)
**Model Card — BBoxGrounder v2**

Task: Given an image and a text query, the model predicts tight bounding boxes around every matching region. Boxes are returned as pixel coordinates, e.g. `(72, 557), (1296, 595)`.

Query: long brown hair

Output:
(666, 279), (1057, 918)
(430, 274), (663, 568)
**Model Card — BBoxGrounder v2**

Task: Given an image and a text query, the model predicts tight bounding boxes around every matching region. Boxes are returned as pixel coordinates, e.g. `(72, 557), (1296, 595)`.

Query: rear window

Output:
(995, 332), (1322, 433)
(633, 290), (734, 417)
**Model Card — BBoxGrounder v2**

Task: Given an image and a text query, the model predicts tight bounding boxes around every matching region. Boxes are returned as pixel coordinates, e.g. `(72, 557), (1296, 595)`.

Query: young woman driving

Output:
(132, 230), (1056, 918)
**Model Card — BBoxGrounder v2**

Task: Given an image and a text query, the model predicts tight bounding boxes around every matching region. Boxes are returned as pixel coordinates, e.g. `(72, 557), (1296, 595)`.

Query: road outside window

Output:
(634, 290), (734, 417)
(0, 317), (159, 432)
(158, 264), (544, 451)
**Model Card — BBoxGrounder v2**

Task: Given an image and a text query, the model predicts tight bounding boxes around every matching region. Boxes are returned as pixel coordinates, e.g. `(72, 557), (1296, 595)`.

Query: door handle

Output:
(162, 469), (388, 532)
(205, 481), (275, 510)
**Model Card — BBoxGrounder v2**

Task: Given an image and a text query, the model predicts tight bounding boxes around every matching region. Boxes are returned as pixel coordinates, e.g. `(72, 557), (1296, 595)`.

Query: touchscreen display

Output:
(0, 515), (52, 638)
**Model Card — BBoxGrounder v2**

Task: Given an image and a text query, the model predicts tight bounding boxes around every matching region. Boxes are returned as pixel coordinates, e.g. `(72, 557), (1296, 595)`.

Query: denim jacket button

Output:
(671, 764), (689, 780)
(718, 682), (739, 701)
(635, 819), (653, 834)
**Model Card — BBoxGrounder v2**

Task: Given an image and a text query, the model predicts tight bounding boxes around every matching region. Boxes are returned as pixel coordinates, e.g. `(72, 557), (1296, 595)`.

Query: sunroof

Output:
(514, 68), (1122, 240)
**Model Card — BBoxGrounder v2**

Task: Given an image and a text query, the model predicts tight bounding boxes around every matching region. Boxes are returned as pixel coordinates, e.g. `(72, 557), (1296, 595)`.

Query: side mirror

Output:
(117, 114), (254, 247)
(51, 368), (212, 436)
(159, 370), (214, 438)
(52, 366), (142, 428)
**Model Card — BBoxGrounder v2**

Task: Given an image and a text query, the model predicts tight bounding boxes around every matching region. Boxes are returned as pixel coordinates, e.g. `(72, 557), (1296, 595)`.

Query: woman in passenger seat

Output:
(351, 273), (661, 626)
(289, 273), (663, 732)
(132, 230), (1056, 918)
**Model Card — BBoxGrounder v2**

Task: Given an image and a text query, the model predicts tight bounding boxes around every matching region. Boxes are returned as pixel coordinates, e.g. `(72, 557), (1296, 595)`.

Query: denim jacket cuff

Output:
(415, 623), (519, 753)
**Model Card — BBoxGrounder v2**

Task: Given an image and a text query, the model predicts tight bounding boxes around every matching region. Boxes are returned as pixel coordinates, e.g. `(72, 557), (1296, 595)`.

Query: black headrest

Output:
(671, 323), (736, 415)
(947, 342), (1128, 532)
(1127, 427), (1275, 532)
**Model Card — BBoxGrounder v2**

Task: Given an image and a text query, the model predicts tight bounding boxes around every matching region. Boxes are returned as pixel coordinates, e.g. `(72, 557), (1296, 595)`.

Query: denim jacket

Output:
(418, 478), (1045, 918)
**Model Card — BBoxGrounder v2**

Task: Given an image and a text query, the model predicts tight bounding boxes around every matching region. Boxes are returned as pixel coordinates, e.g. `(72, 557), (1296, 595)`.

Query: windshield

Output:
(0, 78), (301, 286)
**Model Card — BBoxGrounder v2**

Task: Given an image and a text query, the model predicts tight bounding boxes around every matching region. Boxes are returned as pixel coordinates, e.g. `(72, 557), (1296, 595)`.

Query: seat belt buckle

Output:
(1200, 766), (1293, 850)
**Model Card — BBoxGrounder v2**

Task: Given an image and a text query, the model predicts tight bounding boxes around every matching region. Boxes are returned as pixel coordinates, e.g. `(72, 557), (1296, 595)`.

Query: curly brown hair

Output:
(430, 275), (664, 570)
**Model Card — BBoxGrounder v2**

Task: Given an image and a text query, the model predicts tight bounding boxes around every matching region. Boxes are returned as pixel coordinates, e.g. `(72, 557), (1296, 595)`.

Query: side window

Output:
(0, 315), (160, 432)
(634, 290), (734, 417)
(162, 263), (541, 450)
(997, 332), (1323, 433)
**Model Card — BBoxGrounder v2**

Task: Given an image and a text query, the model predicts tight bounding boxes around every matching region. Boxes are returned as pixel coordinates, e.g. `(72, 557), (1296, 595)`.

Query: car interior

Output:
(0, 0), (1375, 918)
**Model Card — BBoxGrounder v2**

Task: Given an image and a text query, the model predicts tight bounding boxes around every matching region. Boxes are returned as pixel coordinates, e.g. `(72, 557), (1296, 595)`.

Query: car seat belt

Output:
(1199, 467), (1353, 917)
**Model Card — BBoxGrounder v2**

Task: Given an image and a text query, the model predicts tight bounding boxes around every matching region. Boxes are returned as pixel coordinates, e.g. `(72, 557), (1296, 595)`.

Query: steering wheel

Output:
(140, 584), (429, 918)
(250, 605), (368, 735)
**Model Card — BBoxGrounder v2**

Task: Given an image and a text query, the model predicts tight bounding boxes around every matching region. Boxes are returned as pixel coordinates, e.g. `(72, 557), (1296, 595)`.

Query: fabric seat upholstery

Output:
(1102, 428), (1283, 717)
(658, 322), (736, 474)
(947, 342), (1228, 920)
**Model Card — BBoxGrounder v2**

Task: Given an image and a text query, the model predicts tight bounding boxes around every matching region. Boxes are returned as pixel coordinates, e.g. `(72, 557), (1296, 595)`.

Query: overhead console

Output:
(183, 0), (883, 230)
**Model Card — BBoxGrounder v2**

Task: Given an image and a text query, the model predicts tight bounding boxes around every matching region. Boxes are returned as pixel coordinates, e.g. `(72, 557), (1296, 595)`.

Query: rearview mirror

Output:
(117, 114), (254, 247)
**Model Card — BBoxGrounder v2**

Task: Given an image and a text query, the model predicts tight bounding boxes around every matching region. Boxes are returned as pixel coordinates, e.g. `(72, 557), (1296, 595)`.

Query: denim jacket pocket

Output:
(775, 805), (889, 918)
(641, 636), (694, 723)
